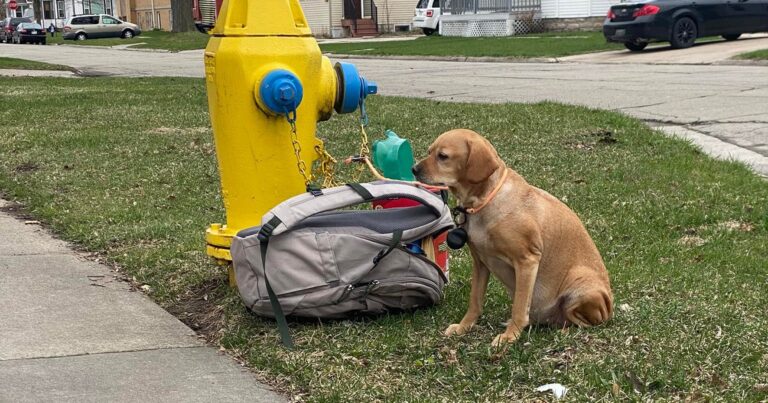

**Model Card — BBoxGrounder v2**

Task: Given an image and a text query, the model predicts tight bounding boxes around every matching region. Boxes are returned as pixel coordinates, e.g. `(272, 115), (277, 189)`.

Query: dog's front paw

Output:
(444, 323), (470, 336)
(491, 330), (521, 347)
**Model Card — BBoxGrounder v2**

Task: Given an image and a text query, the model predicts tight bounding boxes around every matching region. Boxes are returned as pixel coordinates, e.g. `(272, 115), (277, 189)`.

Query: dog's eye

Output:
(437, 152), (449, 161)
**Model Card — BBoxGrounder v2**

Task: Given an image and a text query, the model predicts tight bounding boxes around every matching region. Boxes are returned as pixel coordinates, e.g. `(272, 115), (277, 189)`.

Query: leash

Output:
(344, 156), (449, 192)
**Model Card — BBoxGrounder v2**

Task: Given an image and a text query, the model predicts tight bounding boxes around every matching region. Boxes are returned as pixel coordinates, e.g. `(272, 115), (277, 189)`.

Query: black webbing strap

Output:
(372, 229), (403, 265)
(257, 217), (293, 348)
(346, 183), (374, 201)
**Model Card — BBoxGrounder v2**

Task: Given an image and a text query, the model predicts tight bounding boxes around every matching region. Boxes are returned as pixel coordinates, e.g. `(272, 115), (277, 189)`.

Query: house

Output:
(1, 0), (169, 31)
(299, 0), (614, 38)
(301, 0), (417, 38)
(127, 0), (172, 31)
(441, 0), (614, 36)
(2, 0), (120, 28)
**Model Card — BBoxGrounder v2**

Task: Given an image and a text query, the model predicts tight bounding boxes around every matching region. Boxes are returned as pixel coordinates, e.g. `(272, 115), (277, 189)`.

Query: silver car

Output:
(63, 14), (141, 40)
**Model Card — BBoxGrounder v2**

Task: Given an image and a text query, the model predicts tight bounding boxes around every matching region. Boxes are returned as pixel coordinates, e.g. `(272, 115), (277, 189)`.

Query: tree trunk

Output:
(171, 0), (195, 32)
(33, 0), (43, 21)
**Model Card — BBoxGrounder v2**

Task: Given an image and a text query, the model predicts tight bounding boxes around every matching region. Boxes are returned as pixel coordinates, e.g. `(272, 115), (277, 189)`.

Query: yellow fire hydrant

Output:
(204, 0), (377, 266)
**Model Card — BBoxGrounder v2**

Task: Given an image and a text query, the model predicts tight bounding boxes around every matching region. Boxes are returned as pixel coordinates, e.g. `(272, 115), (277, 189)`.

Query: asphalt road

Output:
(2, 43), (766, 176)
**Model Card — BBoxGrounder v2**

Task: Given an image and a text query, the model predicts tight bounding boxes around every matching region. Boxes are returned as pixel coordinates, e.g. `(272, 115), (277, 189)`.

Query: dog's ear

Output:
(464, 137), (499, 184)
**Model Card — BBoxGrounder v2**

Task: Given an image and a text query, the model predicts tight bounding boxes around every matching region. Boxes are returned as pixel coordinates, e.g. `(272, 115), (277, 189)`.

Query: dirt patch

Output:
(712, 220), (754, 233)
(149, 127), (210, 136)
(0, 198), (37, 221)
(678, 235), (708, 247)
(14, 162), (39, 173)
(569, 130), (618, 151)
(167, 276), (228, 343)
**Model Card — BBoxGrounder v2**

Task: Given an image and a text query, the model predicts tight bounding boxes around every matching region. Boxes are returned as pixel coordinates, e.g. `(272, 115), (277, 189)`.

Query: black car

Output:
(12, 22), (46, 44)
(603, 0), (768, 51)
(0, 17), (33, 43)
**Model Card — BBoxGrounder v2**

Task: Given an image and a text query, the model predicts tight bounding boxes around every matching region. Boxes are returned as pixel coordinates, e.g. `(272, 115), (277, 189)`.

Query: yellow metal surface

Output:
(204, 0), (338, 261)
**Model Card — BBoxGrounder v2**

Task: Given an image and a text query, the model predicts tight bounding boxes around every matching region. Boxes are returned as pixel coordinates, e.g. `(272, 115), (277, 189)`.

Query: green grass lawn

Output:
(47, 29), (209, 52)
(0, 57), (73, 71)
(320, 31), (623, 58)
(1, 77), (767, 401)
(738, 48), (768, 60)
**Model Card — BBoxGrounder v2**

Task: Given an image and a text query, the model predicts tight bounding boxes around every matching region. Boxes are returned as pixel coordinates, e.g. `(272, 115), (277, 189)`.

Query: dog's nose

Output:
(411, 164), (420, 176)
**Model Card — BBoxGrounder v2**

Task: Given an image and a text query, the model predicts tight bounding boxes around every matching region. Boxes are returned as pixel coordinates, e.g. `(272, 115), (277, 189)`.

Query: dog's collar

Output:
(459, 168), (508, 215)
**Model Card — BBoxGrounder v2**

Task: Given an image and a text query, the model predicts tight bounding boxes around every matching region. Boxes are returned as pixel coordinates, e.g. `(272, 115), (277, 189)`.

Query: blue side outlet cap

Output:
(334, 62), (378, 114)
(259, 69), (304, 116)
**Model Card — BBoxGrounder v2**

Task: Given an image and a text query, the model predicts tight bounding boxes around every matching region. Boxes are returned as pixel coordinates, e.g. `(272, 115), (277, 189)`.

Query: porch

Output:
(341, 0), (379, 37)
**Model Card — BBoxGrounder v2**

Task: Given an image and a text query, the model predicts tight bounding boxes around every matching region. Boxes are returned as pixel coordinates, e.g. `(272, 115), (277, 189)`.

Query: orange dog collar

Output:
(464, 168), (508, 215)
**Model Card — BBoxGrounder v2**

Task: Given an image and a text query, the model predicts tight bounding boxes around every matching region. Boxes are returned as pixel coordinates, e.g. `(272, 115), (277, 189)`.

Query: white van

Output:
(412, 0), (441, 35)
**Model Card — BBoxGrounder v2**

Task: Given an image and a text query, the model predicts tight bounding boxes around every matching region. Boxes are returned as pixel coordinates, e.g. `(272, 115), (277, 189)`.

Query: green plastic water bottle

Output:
(371, 129), (415, 181)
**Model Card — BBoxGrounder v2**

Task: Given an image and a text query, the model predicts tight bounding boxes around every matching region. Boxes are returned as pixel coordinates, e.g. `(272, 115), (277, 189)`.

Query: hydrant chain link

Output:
(287, 112), (311, 187)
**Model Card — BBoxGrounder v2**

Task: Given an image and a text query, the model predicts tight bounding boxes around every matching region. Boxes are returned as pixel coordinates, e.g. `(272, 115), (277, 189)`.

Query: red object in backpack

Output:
(372, 197), (449, 276)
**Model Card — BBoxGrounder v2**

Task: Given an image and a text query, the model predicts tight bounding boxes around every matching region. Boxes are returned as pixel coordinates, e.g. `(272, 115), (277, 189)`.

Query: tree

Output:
(171, 0), (195, 32)
(33, 0), (43, 21)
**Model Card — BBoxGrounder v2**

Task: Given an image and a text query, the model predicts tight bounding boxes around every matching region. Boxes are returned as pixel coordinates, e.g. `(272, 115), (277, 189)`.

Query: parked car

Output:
(413, 0), (441, 35)
(604, 0), (768, 51)
(1, 17), (33, 43)
(62, 14), (141, 40)
(12, 22), (47, 44)
(193, 0), (222, 33)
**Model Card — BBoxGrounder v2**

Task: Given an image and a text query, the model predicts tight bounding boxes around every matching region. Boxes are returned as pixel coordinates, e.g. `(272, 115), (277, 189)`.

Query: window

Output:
(72, 16), (99, 24)
(90, 0), (105, 14)
(43, 0), (53, 19)
(103, 16), (119, 24)
(432, 0), (440, 7)
(57, 0), (64, 18)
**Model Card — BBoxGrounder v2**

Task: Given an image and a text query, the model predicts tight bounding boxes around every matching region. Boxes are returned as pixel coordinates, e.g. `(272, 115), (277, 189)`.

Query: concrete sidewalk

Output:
(0, 199), (284, 402)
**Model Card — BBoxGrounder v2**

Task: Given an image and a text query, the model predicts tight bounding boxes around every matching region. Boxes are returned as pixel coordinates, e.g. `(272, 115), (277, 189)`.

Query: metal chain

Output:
(353, 100), (373, 181)
(286, 110), (311, 187)
(314, 144), (338, 188)
(284, 97), (373, 188)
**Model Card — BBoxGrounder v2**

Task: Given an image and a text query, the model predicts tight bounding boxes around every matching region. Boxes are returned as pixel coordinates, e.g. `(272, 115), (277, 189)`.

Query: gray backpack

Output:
(231, 181), (454, 347)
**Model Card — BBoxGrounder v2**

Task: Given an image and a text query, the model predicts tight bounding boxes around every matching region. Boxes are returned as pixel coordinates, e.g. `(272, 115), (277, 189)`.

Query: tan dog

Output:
(413, 129), (613, 346)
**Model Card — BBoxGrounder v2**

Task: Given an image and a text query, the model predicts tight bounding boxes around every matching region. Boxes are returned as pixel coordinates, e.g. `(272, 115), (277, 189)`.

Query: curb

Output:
(51, 43), (174, 53)
(324, 53), (559, 64)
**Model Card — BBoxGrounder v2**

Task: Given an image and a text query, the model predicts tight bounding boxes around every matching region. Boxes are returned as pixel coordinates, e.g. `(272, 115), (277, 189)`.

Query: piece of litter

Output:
(24, 220), (40, 225)
(140, 284), (152, 292)
(536, 383), (568, 399)
(619, 303), (632, 312)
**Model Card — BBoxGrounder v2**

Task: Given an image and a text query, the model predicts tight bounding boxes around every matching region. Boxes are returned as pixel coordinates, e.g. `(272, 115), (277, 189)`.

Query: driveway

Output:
(1, 44), (766, 176)
(561, 34), (768, 64)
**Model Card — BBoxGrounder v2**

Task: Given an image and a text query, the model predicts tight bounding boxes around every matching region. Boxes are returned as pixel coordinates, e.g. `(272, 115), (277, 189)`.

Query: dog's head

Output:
(412, 129), (501, 187)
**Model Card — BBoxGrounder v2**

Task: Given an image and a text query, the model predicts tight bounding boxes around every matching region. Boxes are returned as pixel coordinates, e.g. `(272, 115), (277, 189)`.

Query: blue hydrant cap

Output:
(259, 69), (304, 116)
(334, 62), (377, 114)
